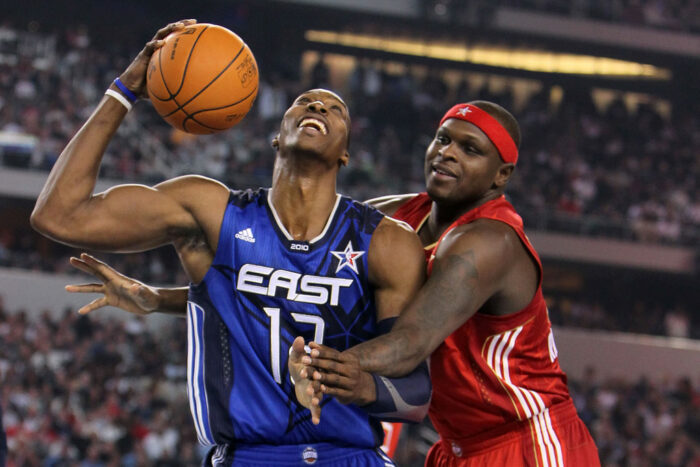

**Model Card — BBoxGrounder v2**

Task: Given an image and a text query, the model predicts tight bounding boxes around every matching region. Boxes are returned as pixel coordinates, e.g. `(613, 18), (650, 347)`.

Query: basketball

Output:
(146, 23), (258, 135)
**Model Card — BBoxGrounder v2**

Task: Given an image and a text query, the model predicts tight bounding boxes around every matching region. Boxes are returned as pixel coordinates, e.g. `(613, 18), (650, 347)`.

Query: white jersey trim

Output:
(267, 193), (341, 243)
(187, 302), (215, 446)
(485, 327), (563, 467)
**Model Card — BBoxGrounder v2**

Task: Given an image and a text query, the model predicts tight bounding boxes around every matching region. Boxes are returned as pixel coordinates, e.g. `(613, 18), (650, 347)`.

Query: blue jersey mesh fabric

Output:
(187, 188), (386, 448)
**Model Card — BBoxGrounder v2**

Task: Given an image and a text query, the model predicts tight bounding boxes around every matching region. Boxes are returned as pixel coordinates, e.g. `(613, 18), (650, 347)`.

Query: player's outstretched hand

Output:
(289, 337), (324, 424)
(304, 342), (376, 407)
(66, 253), (160, 316)
(119, 19), (197, 98)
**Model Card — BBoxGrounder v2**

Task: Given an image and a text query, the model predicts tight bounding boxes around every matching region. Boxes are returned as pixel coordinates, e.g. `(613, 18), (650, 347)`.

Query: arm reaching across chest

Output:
(290, 216), (431, 423)
(313, 220), (520, 378)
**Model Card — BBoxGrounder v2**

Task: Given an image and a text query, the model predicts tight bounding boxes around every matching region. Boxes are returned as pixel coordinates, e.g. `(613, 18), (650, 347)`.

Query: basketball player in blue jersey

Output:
(31, 20), (431, 466)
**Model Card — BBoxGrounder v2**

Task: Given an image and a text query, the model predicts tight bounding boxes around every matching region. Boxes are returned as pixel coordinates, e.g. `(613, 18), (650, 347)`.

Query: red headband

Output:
(439, 104), (518, 164)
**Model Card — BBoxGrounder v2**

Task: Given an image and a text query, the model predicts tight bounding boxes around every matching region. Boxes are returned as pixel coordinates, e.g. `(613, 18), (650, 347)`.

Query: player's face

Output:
(424, 118), (504, 205)
(277, 89), (351, 166)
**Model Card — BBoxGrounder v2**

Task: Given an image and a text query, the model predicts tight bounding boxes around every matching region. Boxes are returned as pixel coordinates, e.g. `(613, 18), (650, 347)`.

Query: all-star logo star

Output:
(330, 241), (365, 274)
(457, 106), (472, 116)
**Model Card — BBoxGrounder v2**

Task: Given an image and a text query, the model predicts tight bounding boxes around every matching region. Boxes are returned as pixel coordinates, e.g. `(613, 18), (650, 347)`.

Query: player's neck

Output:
(270, 164), (339, 241)
(422, 191), (502, 243)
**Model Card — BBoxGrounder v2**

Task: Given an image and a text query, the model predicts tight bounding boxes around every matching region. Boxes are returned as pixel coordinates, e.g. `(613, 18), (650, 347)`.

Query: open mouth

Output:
(431, 164), (456, 178)
(298, 118), (328, 135)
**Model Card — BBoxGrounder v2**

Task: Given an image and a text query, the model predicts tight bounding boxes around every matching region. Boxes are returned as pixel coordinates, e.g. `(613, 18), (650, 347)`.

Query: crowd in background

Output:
(0, 20), (698, 341)
(497, 0), (700, 31)
(0, 22), (699, 248)
(573, 368), (700, 467)
(0, 7), (699, 465)
(2, 227), (698, 339)
(1, 301), (698, 465)
(547, 295), (698, 339)
(0, 300), (202, 466)
(424, 0), (700, 32)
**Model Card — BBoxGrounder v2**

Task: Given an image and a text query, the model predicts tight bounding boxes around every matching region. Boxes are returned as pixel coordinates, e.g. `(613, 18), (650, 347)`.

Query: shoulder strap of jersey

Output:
(392, 193), (432, 231)
(428, 196), (543, 287)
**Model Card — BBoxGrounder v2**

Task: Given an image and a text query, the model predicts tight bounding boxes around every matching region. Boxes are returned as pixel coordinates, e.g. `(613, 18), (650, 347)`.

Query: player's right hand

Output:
(66, 253), (160, 316)
(119, 19), (197, 98)
(289, 336), (324, 424)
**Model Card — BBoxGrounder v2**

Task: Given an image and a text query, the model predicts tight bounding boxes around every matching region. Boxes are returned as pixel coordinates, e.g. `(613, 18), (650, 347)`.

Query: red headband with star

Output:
(439, 104), (518, 164)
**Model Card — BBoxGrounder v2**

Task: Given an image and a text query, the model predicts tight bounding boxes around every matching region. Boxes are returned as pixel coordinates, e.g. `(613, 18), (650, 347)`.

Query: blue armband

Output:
(114, 77), (139, 103)
(362, 318), (431, 423)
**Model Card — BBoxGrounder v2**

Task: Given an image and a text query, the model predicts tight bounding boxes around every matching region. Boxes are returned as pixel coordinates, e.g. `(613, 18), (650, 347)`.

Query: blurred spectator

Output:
(1, 24), (698, 248)
(494, 0), (700, 32)
(2, 301), (698, 464)
(0, 301), (203, 465)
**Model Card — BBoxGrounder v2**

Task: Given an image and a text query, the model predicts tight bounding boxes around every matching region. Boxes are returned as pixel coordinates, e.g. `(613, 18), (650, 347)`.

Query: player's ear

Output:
(339, 150), (349, 167)
(271, 135), (280, 150)
(493, 163), (514, 188)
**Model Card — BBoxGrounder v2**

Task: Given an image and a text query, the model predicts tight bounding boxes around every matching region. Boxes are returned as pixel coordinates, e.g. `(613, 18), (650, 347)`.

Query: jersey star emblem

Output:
(330, 241), (365, 274)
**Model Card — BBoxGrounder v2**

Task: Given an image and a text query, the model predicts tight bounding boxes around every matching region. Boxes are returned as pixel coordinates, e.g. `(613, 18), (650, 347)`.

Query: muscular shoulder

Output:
(371, 216), (419, 247)
(368, 217), (424, 286)
(435, 219), (539, 315)
(367, 216), (426, 321)
(155, 175), (231, 242)
(155, 175), (229, 201)
(365, 194), (418, 217)
(156, 175), (229, 214)
(438, 218), (520, 259)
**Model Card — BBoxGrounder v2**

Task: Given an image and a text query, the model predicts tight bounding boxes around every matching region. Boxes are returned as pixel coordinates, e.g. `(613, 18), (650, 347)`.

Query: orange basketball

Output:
(147, 23), (259, 135)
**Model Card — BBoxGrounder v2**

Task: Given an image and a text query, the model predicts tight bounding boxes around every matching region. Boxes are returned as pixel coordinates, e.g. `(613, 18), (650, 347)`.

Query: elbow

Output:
(30, 205), (52, 235)
(30, 203), (69, 240)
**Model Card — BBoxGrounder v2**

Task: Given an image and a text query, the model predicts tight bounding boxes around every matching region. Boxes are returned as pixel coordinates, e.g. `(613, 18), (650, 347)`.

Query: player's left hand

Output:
(304, 342), (376, 406)
(288, 337), (324, 424)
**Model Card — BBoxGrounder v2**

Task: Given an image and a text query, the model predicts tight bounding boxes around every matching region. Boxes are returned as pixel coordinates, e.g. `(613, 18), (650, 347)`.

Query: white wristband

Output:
(105, 89), (133, 111)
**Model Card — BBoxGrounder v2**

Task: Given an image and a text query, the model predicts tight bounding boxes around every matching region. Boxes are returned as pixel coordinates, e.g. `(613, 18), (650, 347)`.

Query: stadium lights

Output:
(305, 30), (671, 80)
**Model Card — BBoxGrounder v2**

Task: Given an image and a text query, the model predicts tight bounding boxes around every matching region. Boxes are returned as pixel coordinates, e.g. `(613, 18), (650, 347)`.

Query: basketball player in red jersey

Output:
(298, 101), (600, 466)
(65, 100), (599, 465)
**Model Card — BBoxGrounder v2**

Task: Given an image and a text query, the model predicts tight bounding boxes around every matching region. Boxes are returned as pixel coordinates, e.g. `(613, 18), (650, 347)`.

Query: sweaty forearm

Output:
(345, 326), (429, 378)
(32, 88), (128, 228)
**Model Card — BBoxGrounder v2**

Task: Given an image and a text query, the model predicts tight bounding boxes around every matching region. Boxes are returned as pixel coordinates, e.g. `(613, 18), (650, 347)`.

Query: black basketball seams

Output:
(181, 85), (258, 132)
(170, 25), (209, 100)
(150, 25), (209, 102)
(161, 43), (247, 118)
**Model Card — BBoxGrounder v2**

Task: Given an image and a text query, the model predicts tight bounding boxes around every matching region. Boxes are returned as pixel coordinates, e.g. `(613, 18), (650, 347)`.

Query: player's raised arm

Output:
(29, 20), (229, 253)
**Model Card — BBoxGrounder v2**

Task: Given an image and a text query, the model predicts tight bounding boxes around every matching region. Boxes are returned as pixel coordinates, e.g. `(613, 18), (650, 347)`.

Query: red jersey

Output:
(393, 193), (575, 465)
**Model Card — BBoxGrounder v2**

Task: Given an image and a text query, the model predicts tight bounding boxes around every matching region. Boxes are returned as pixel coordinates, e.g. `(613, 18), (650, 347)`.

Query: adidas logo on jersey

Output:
(235, 228), (256, 243)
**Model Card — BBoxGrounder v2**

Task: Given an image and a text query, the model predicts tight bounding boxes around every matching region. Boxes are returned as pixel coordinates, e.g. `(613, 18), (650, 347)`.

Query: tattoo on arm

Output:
(350, 249), (480, 376)
(417, 250), (479, 329)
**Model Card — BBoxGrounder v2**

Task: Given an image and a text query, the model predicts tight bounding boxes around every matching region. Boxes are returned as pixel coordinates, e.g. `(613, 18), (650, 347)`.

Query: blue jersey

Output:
(187, 188), (386, 450)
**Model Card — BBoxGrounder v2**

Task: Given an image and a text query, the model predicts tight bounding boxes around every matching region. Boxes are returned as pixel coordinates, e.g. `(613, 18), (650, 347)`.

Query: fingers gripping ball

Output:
(147, 23), (259, 134)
